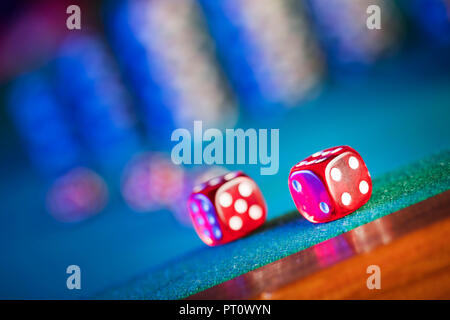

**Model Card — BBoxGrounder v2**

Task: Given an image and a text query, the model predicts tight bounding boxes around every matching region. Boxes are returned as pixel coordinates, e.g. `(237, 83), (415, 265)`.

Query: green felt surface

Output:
(99, 151), (450, 299)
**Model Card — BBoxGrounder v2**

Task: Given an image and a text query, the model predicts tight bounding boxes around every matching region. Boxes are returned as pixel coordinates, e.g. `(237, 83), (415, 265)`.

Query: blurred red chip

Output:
(46, 167), (108, 223)
(121, 153), (233, 228)
(121, 152), (187, 212)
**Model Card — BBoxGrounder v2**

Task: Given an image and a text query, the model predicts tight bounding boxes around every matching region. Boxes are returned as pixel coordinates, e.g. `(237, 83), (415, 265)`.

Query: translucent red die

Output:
(288, 146), (372, 223)
(188, 171), (267, 246)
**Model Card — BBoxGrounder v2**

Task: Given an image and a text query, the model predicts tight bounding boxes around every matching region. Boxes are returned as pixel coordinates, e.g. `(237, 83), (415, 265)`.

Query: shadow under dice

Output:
(188, 172), (267, 246)
(288, 146), (372, 223)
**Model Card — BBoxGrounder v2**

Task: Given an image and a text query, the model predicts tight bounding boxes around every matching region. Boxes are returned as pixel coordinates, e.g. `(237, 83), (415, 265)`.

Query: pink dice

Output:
(288, 146), (372, 223)
(188, 171), (267, 246)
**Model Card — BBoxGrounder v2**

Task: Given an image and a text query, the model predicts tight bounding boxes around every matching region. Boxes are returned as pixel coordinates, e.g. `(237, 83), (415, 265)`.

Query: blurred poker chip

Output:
(121, 152), (231, 227)
(46, 167), (108, 223)
(306, 0), (402, 67)
(197, 0), (324, 112)
(121, 152), (188, 213)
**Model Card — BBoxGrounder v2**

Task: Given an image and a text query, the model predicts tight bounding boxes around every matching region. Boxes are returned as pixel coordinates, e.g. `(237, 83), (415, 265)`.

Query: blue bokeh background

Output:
(0, 0), (449, 298)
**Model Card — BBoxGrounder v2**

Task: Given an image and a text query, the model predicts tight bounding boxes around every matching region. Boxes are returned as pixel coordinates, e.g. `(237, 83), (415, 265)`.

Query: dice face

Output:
(188, 194), (222, 246)
(324, 151), (372, 214)
(288, 146), (372, 223)
(188, 171), (267, 246)
(288, 170), (334, 223)
(215, 176), (266, 233)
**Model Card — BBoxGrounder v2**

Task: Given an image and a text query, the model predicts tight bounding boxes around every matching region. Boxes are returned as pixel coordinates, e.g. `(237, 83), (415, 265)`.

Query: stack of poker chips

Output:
(8, 72), (108, 223)
(55, 34), (140, 172)
(103, 0), (236, 146)
(305, 0), (402, 69)
(407, 0), (450, 46)
(198, 0), (324, 114)
(8, 72), (82, 177)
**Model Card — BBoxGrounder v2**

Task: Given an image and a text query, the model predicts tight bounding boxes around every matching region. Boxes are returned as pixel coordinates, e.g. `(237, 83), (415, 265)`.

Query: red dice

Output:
(288, 146), (372, 223)
(188, 171), (267, 246)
